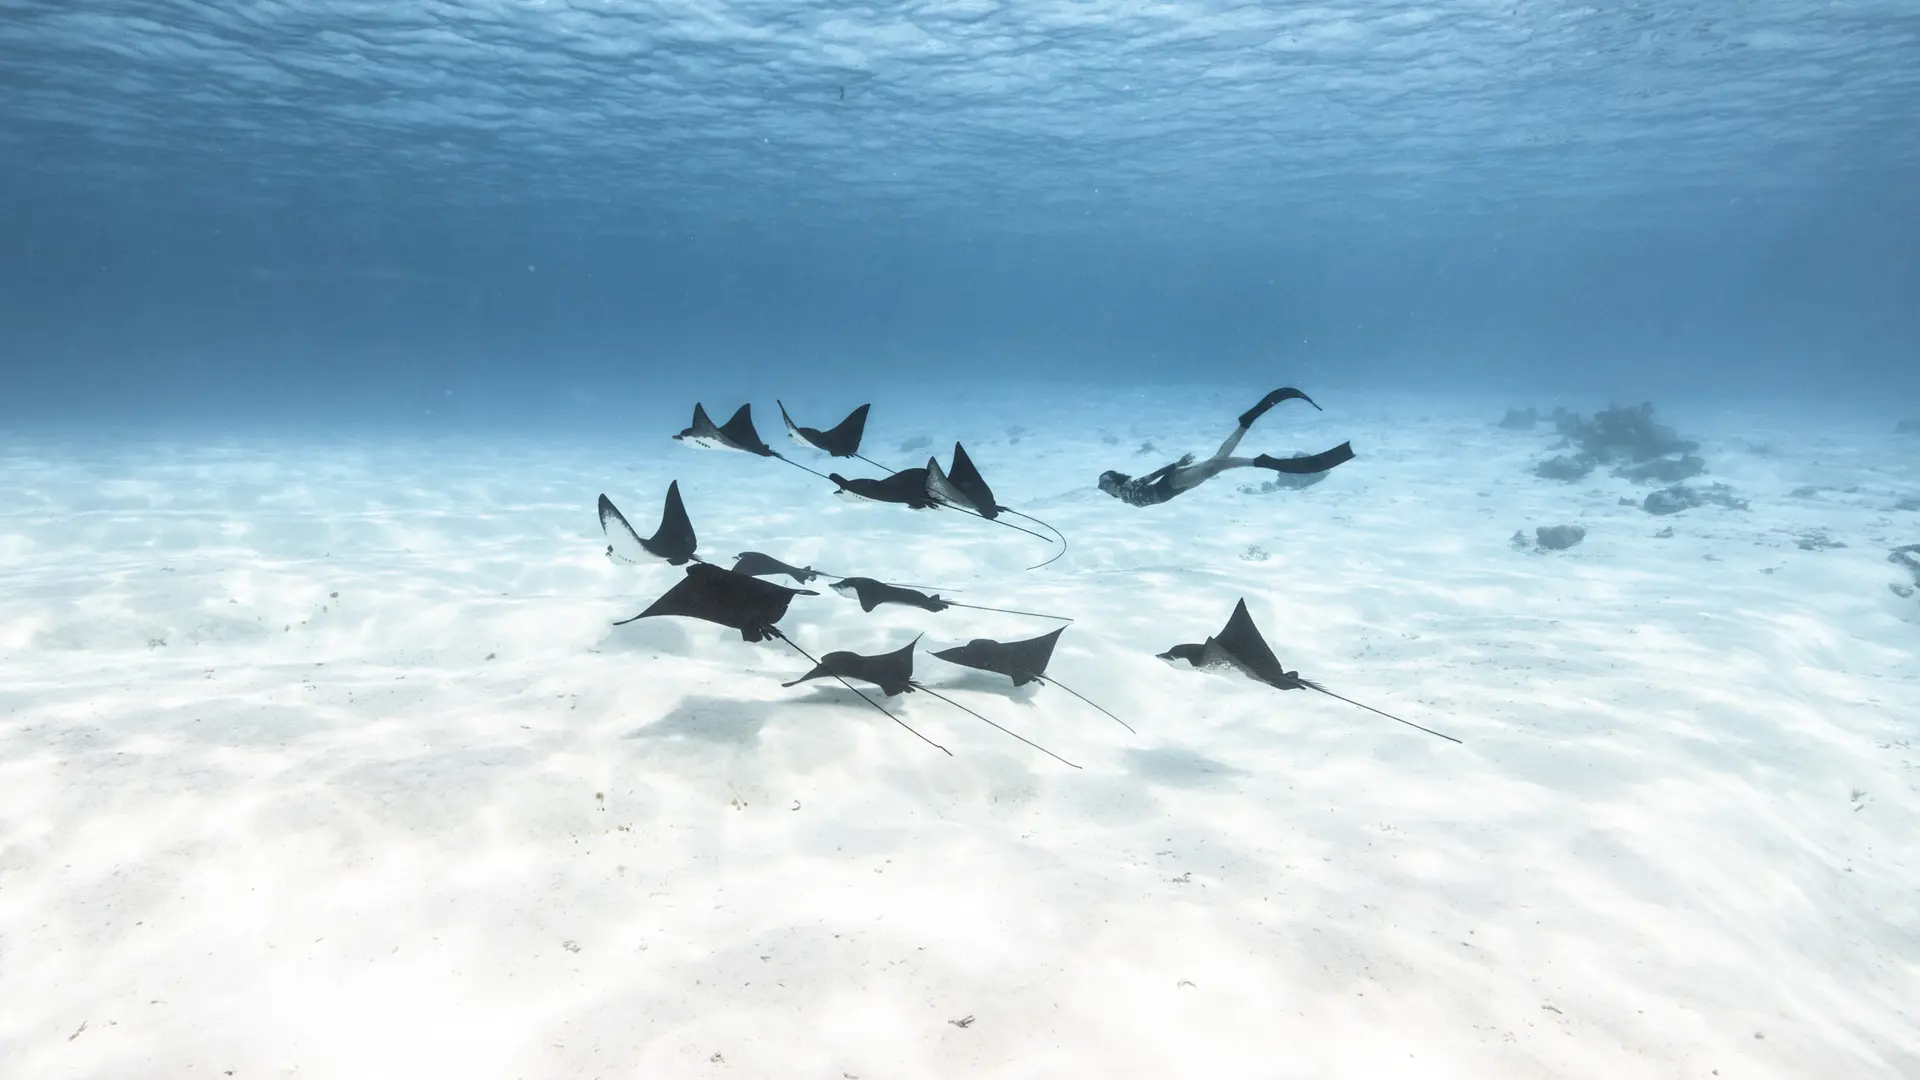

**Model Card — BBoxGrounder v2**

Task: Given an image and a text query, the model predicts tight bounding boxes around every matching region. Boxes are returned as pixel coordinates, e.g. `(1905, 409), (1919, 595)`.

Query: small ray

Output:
(673, 401), (838, 482)
(732, 550), (823, 585)
(925, 442), (1068, 569)
(784, 637), (1080, 767)
(830, 577), (1072, 622)
(930, 627), (1133, 732)
(1160, 599), (1460, 743)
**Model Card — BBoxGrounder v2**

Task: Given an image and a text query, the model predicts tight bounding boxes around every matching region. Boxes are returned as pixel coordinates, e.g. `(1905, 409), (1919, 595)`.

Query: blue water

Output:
(7, 8), (1920, 1074)
(2, 0), (1916, 425)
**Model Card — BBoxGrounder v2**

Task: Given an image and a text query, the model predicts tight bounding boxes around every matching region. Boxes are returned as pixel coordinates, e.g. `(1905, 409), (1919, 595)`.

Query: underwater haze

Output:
(2, 0), (1918, 421)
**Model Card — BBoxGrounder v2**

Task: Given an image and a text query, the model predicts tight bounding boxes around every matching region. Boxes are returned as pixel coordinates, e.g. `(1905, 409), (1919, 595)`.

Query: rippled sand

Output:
(2, 390), (1915, 1078)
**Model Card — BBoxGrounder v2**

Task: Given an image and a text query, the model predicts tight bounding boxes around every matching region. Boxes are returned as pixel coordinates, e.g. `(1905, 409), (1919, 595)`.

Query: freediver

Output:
(1097, 388), (1355, 507)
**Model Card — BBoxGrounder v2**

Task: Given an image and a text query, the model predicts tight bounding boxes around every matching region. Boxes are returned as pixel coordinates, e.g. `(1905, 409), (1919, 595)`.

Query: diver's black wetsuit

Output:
(1106, 461), (1184, 507)
(1099, 388), (1354, 507)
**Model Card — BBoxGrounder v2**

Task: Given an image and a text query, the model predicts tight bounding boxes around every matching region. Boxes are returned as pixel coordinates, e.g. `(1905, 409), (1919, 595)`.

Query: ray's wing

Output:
(867, 637), (921, 694)
(1213, 599), (1303, 689)
(598, 494), (652, 565)
(644, 480), (698, 565)
(675, 403), (723, 446)
(924, 457), (974, 511)
(930, 628), (1063, 685)
(777, 400), (818, 451)
(785, 638), (919, 696)
(623, 563), (815, 639)
(1001, 626), (1066, 684)
(626, 569), (726, 626)
(718, 404), (776, 457)
(820, 404), (871, 457)
(946, 442), (1000, 518)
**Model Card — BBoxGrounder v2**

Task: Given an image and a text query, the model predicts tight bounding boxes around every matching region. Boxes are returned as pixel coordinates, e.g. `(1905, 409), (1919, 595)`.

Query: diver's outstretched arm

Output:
(1138, 458), (1187, 485)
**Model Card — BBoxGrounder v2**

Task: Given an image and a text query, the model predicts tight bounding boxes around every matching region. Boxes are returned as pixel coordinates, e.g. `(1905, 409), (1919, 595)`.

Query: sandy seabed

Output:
(1, 388), (1916, 1079)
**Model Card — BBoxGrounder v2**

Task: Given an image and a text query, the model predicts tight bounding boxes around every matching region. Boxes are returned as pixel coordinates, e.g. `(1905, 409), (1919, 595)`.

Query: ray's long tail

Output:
(1004, 508), (1067, 569)
(1303, 681), (1460, 744)
(1035, 674), (1132, 733)
(773, 631), (951, 755)
(914, 684), (1080, 768)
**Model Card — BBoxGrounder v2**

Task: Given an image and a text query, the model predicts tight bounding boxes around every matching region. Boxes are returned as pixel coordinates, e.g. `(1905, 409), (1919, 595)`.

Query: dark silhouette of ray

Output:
(942, 442), (999, 518)
(614, 562), (811, 641)
(930, 627), (1133, 733)
(782, 637), (920, 696)
(769, 411), (1061, 567)
(729, 552), (951, 594)
(598, 483), (698, 566)
(612, 563), (948, 754)
(675, 403), (775, 456)
(674, 402), (837, 482)
(778, 400), (870, 458)
(783, 636), (1080, 767)
(688, 403), (1058, 568)
(832, 576), (948, 612)
(830, 577), (1072, 622)
(925, 458), (1052, 545)
(828, 466), (937, 509)
(926, 442), (1068, 570)
(773, 635), (948, 754)
(1159, 599), (1460, 744)
(731, 550), (823, 585)
(826, 452), (1057, 567)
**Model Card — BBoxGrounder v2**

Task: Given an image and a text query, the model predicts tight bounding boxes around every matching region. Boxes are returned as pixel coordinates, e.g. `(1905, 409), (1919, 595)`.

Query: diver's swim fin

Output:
(1238, 387), (1321, 429)
(1255, 442), (1354, 475)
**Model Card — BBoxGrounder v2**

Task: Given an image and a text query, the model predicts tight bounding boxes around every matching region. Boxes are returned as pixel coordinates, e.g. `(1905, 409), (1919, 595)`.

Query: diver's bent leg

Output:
(1253, 442), (1355, 475)
(1237, 387), (1321, 430)
(1213, 424), (1249, 460)
(1168, 458), (1243, 493)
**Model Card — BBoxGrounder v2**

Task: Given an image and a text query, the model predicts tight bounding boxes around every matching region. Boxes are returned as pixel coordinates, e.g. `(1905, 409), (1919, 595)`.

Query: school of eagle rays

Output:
(597, 393), (1458, 768)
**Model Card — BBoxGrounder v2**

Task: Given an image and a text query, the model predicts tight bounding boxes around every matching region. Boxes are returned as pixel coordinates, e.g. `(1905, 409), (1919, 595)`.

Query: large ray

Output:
(611, 564), (947, 754)
(673, 402), (837, 482)
(613, 562), (809, 641)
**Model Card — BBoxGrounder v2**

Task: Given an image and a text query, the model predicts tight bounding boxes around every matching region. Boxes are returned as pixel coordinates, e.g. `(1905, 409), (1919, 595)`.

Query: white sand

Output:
(2, 389), (1916, 1078)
